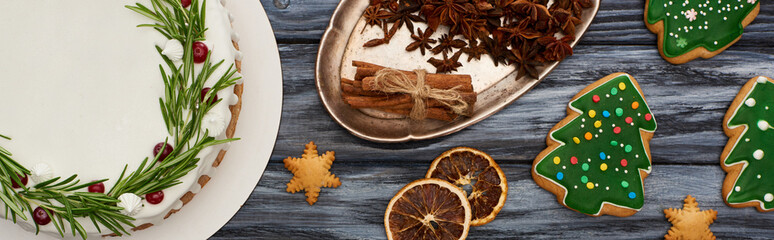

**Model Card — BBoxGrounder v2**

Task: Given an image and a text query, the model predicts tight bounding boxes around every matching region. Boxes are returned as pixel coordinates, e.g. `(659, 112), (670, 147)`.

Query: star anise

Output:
(386, 0), (423, 34)
(461, 39), (487, 62)
(510, 0), (551, 23)
(551, 0), (592, 17)
(498, 19), (541, 46)
(363, 20), (400, 47)
(451, 15), (488, 40)
(406, 28), (437, 55)
(428, 51), (463, 73)
(482, 31), (512, 66)
(537, 35), (574, 62)
(362, 6), (392, 31)
(495, 0), (520, 25)
(474, 0), (494, 12)
(510, 41), (542, 79)
(550, 8), (581, 36)
(427, 0), (471, 26)
(431, 34), (467, 55)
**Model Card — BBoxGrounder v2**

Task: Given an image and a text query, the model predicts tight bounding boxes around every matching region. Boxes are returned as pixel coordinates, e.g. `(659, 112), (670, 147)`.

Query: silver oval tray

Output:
(316, 0), (600, 143)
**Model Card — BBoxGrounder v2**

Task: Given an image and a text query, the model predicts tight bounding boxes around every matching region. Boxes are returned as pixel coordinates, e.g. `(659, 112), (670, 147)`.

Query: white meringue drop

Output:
(118, 193), (143, 216)
(202, 109), (228, 137)
(233, 72), (244, 85)
(234, 50), (244, 61)
(30, 163), (53, 184)
(161, 39), (184, 62)
(231, 32), (240, 42)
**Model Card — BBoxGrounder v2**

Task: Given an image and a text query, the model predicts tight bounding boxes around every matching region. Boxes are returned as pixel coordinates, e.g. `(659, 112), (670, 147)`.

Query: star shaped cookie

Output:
(284, 142), (341, 205)
(664, 195), (717, 240)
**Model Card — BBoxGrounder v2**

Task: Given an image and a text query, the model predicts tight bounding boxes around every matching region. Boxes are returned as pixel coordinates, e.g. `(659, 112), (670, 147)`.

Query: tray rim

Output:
(316, 0), (601, 143)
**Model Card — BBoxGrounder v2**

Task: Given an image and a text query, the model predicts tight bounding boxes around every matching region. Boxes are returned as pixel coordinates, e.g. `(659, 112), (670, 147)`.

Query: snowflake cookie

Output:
(284, 142), (341, 205)
(664, 195), (717, 240)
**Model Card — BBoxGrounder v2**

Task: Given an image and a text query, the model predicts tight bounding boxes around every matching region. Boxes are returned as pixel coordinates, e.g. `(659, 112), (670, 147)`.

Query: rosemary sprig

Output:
(0, 0), (240, 238)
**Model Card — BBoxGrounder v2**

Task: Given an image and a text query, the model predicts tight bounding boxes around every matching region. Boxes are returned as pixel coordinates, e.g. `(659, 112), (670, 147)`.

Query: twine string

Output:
(370, 68), (469, 120)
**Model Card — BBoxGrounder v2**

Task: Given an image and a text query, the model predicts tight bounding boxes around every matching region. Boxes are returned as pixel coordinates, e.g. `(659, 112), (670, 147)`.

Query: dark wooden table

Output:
(212, 1), (774, 239)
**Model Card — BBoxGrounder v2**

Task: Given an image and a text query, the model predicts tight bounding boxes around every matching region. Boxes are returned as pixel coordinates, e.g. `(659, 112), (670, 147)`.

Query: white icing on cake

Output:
(0, 0), (241, 237)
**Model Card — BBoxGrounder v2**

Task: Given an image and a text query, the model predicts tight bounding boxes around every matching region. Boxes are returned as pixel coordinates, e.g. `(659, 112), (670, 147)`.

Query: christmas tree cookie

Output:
(645, 0), (760, 64)
(721, 76), (774, 212)
(532, 73), (657, 217)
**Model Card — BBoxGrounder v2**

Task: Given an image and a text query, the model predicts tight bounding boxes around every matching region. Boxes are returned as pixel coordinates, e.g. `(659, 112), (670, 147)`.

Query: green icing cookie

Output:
(723, 76), (774, 211)
(533, 73), (657, 216)
(646, 0), (759, 60)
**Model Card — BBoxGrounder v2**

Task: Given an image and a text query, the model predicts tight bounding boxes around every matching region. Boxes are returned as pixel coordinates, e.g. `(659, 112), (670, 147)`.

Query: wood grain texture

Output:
(260, 0), (774, 46)
(211, 0), (774, 239)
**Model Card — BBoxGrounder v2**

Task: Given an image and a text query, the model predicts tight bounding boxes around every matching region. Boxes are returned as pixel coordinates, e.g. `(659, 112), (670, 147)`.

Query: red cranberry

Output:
(192, 41), (209, 63)
(200, 88), (219, 105)
(88, 182), (105, 193)
(153, 143), (173, 162)
(33, 207), (51, 225)
(181, 0), (191, 7)
(146, 191), (164, 204)
(11, 174), (27, 188)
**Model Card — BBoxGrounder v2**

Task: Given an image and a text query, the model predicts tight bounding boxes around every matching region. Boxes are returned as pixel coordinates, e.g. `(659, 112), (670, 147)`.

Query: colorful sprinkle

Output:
(582, 163), (590, 171)
(592, 95), (600, 103)
(628, 192), (636, 199)
(610, 140), (618, 146)
(625, 145), (633, 153)
(553, 156), (561, 165)
(632, 101), (640, 109)
(584, 132), (593, 140)
(594, 121), (602, 128)
(599, 152), (606, 160)
(573, 137), (581, 144)
(618, 82), (626, 90)
(621, 181), (629, 188)
(581, 176), (588, 183)
(613, 127), (621, 134)
(615, 108), (624, 117)
(611, 87), (618, 95)
(600, 163), (608, 171)
(587, 182), (595, 189)
(625, 117), (633, 124)
(602, 110), (611, 118)
(621, 159), (628, 167)
(589, 110), (597, 118)
(570, 156), (578, 165)
(645, 113), (653, 121)
(556, 172), (564, 180)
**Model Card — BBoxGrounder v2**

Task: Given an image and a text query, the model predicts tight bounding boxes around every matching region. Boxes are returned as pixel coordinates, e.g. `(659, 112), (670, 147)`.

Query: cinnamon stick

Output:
(341, 79), (386, 97)
(342, 61), (477, 121)
(343, 91), (475, 111)
(342, 94), (412, 108)
(361, 75), (473, 92)
(378, 107), (458, 122)
(354, 65), (473, 91)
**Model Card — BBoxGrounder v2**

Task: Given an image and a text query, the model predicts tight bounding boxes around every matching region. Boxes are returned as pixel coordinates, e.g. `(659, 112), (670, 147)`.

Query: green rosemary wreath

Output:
(0, 0), (240, 238)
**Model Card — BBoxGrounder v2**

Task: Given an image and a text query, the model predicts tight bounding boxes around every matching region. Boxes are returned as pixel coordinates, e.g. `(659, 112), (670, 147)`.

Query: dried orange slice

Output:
(384, 178), (471, 240)
(426, 147), (507, 226)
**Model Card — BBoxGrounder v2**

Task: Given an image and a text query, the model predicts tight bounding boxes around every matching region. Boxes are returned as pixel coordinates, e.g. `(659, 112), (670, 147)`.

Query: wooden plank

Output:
(212, 163), (774, 239)
(270, 43), (774, 165)
(260, 0), (774, 45)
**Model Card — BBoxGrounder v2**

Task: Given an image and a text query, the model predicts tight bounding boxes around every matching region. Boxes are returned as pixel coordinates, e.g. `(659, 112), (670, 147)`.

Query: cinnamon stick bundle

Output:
(341, 61), (477, 121)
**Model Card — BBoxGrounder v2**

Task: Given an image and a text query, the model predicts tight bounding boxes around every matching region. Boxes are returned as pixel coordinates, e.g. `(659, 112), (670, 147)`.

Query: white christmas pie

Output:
(0, 0), (243, 238)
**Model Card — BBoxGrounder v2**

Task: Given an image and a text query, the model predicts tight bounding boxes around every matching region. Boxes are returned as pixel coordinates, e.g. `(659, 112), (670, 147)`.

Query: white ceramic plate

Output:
(0, 0), (283, 239)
